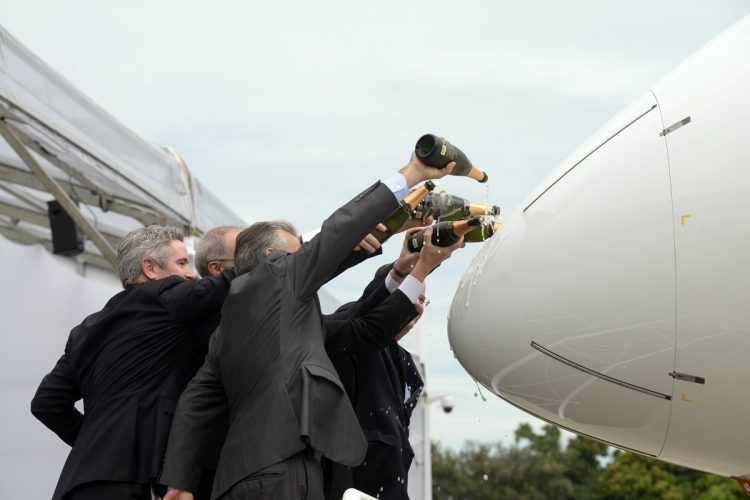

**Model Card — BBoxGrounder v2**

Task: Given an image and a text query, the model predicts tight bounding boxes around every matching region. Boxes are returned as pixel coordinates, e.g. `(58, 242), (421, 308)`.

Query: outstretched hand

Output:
(410, 226), (464, 281)
(391, 226), (425, 280)
(354, 223), (387, 254)
(400, 152), (455, 187)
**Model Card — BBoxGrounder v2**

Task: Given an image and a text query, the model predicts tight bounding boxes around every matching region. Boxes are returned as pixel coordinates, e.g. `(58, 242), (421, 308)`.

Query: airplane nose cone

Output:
(448, 92), (677, 457)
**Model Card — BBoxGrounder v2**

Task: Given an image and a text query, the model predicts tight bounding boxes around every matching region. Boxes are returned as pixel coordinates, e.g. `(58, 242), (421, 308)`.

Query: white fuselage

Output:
(448, 14), (750, 478)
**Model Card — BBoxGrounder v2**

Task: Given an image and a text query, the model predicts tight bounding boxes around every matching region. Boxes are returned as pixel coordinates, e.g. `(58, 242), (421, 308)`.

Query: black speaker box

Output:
(47, 200), (84, 256)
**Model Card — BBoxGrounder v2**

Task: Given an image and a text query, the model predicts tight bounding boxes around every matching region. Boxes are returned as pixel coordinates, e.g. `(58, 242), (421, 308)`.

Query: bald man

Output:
(195, 226), (242, 278)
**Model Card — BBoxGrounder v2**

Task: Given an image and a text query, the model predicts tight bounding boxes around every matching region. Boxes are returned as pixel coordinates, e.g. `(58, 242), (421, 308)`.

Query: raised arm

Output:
(327, 226), (423, 324)
(161, 331), (229, 494)
(289, 182), (399, 299)
(326, 264), (393, 322)
(159, 272), (233, 325)
(325, 289), (418, 356)
(31, 352), (83, 447)
(289, 154), (456, 300)
(326, 225), (464, 355)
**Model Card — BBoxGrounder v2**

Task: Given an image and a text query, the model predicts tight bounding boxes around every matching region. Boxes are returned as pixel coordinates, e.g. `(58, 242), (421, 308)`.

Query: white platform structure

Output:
(0, 22), (243, 499)
(0, 24), (430, 500)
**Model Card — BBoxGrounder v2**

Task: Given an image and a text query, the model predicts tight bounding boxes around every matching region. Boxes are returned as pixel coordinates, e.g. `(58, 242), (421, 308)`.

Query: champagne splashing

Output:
(473, 378), (488, 402)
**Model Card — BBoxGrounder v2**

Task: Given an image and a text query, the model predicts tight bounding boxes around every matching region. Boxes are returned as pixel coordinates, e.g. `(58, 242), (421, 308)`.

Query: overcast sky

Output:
(3, 1), (749, 449)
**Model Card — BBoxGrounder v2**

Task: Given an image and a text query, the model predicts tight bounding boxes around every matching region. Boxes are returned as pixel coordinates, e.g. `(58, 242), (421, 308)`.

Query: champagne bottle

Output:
(407, 218), (482, 253)
(415, 191), (500, 221)
(464, 220), (502, 243)
(371, 180), (436, 242)
(415, 134), (489, 183)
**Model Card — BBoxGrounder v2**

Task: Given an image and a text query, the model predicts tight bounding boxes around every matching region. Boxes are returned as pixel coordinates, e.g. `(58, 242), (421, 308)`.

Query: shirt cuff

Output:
(384, 272), (399, 294)
(382, 173), (409, 203)
(398, 274), (425, 304)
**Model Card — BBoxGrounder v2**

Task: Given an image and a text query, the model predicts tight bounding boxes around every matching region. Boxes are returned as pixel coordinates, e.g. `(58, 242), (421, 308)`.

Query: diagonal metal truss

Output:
(0, 159), (168, 227)
(0, 181), (46, 211)
(0, 116), (118, 267)
(0, 198), (123, 248)
(0, 95), (192, 227)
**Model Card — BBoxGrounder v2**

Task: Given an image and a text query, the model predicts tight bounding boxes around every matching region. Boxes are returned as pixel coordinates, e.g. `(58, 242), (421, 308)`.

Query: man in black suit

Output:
(31, 225), (234, 500)
(342, 333), (425, 500)
(324, 234), (430, 500)
(162, 155), (462, 500)
(326, 338), (425, 500)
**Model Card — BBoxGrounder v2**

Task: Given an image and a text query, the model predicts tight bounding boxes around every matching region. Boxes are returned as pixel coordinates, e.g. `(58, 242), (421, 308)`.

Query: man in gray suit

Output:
(163, 154), (462, 500)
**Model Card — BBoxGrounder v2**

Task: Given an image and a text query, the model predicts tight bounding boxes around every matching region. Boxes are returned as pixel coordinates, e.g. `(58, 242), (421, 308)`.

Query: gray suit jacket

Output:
(161, 181), (406, 499)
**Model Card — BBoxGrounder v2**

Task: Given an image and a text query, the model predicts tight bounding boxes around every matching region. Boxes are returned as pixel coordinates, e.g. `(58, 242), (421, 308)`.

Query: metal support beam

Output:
(0, 200), (122, 248)
(0, 182), (47, 210)
(0, 97), (190, 226)
(0, 160), (168, 226)
(9, 123), (103, 196)
(0, 199), (48, 227)
(0, 119), (118, 268)
(9, 123), (185, 230)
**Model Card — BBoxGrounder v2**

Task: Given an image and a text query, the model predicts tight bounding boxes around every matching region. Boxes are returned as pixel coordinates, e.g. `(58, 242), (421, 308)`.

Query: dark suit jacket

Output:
(160, 182), (417, 499)
(30, 274), (231, 500)
(326, 273), (425, 500)
(324, 264), (412, 359)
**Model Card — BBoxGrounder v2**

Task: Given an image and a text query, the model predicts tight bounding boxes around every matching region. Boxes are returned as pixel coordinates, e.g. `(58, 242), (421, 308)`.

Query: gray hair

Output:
(235, 220), (297, 275)
(195, 226), (242, 277)
(116, 225), (184, 286)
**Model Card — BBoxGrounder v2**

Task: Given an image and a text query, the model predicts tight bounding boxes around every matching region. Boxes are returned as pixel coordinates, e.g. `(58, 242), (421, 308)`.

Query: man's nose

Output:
(184, 271), (196, 280)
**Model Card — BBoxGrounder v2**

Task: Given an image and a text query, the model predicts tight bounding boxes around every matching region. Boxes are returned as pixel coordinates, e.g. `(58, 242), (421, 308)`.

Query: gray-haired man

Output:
(31, 225), (234, 500)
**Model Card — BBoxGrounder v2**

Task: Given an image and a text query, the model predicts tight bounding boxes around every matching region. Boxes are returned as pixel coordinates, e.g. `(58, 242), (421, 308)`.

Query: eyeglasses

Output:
(418, 296), (430, 307)
(210, 258), (235, 269)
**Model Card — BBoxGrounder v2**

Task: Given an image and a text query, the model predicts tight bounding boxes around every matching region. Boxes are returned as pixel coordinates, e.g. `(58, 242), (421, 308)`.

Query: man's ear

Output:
(207, 261), (221, 276)
(141, 256), (160, 281)
(264, 247), (274, 256)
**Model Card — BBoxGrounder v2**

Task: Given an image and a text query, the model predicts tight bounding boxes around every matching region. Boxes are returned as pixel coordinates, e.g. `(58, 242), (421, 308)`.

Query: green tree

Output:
(513, 422), (607, 500)
(432, 423), (744, 500)
(559, 432), (608, 499)
(432, 423), (604, 500)
(594, 450), (744, 500)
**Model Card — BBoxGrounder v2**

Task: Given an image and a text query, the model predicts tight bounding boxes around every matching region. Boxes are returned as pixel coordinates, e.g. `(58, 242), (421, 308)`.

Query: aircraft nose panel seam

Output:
(530, 341), (673, 401)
